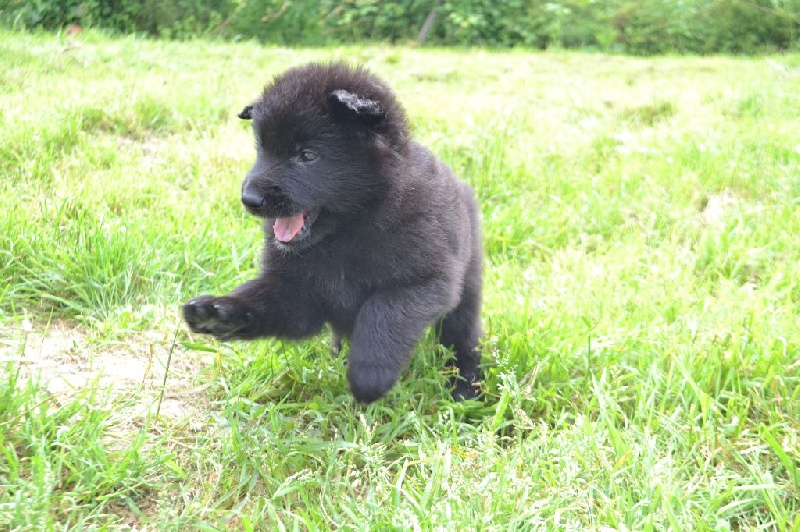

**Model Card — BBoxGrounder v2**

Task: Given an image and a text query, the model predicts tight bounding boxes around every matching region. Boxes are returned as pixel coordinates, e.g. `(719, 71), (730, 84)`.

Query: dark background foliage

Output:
(1, 0), (798, 54)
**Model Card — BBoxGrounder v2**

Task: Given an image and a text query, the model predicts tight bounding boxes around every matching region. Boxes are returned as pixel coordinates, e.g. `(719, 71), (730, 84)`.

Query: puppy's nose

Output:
(241, 191), (265, 209)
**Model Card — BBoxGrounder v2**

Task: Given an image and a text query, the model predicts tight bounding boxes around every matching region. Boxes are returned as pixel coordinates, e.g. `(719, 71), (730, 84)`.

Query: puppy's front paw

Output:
(183, 295), (252, 340)
(347, 363), (400, 404)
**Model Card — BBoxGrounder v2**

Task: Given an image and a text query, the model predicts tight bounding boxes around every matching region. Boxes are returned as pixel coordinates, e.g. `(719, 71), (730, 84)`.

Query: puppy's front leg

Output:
(183, 277), (324, 341)
(347, 283), (451, 403)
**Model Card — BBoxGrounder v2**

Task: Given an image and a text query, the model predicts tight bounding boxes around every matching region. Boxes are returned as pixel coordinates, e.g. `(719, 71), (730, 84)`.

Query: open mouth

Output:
(273, 208), (320, 243)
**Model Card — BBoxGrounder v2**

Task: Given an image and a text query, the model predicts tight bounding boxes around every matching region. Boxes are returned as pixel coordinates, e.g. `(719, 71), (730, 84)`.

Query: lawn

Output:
(1, 29), (799, 530)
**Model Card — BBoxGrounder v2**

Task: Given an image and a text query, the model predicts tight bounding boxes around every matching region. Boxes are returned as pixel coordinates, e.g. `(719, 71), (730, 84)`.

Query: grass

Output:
(1, 28), (799, 529)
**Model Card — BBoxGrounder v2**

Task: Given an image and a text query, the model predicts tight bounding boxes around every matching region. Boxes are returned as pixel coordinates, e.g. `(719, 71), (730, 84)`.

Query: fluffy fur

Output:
(183, 62), (483, 403)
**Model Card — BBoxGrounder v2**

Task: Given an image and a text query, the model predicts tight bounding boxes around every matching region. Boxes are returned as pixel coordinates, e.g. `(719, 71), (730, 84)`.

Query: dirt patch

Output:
(0, 317), (219, 525)
(0, 318), (211, 424)
(699, 189), (737, 226)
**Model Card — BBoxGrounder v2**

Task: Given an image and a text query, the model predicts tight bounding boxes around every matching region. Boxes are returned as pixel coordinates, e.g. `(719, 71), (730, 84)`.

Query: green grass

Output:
(1, 29), (799, 529)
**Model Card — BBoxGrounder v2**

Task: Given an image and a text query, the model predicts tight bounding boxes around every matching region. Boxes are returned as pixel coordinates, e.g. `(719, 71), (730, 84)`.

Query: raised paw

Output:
(182, 295), (252, 340)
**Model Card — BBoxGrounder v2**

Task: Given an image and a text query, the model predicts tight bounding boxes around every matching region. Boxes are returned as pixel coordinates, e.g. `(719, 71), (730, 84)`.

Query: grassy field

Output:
(1, 28), (799, 530)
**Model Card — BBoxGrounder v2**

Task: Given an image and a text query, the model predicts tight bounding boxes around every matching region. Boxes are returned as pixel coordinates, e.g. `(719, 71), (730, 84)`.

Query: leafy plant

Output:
(1, 0), (798, 53)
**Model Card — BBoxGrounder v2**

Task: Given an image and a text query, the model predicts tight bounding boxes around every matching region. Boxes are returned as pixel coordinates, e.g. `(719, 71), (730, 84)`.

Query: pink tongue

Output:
(273, 213), (305, 242)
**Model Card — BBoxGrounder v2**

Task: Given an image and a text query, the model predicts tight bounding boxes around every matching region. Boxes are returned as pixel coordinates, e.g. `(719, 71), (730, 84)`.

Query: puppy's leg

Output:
(330, 330), (343, 356)
(439, 258), (483, 401)
(183, 277), (324, 341)
(347, 282), (451, 403)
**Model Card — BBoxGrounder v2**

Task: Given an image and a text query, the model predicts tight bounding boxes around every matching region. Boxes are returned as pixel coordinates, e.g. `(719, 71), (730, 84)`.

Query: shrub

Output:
(1, 0), (798, 53)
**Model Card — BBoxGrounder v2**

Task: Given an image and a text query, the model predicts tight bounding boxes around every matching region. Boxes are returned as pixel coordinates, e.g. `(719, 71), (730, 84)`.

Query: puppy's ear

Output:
(238, 105), (254, 120)
(328, 90), (384, 123)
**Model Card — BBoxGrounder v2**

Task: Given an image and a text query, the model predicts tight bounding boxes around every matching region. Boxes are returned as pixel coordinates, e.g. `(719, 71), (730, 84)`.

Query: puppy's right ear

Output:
(238, 105), (254, 120)
(328, 90), (384, 124)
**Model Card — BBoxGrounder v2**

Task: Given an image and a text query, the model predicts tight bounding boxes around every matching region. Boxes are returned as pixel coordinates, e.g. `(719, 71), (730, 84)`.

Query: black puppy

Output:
(183, 62), (483, 403)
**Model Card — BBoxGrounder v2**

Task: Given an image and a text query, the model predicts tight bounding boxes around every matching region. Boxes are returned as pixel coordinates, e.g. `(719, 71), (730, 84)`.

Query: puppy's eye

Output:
(298, 150), (318, 163)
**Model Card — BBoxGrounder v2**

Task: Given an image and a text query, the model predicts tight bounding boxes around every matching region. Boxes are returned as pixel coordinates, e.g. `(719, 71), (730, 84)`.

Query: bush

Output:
(1, 0), (798, 54)
(0, 0), (232, 38)
(613, 0), (800, 54)
(0, 0), (142, 32)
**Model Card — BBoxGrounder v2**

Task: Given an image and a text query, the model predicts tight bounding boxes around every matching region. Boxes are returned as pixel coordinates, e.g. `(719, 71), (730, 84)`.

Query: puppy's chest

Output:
(304, 262), (368, 326)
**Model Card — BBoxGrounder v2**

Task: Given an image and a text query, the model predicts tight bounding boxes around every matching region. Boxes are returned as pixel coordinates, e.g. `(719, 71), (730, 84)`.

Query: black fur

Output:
(237, 104), (254, 120)
(183, 62), (483, 403)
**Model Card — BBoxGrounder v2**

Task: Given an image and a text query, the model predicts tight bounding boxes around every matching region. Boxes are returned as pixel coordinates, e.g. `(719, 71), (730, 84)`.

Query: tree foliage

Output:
(1, 0), (798, 53)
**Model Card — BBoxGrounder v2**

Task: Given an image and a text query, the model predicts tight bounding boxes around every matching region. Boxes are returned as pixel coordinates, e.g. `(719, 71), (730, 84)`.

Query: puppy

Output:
(183, 62), (483, 403)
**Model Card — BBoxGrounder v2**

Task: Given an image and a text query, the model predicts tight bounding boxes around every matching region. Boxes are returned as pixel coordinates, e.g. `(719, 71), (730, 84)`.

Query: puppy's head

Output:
(238, 62), (409, 249)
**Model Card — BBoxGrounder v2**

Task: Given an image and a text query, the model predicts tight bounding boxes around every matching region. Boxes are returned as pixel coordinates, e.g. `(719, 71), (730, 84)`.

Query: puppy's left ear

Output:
(238, 105), (254, 120)
(329, 90), (384, 123)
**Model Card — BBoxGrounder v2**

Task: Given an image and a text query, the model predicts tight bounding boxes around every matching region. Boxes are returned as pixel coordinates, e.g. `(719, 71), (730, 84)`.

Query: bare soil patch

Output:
(0, 318), (210, 424)
(699, 189), (738, 226)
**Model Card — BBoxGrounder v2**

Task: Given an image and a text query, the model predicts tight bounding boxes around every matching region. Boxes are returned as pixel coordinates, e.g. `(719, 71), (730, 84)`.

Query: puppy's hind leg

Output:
(330, 330), (343, 356)
(439, 274), (483, 401)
